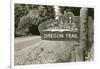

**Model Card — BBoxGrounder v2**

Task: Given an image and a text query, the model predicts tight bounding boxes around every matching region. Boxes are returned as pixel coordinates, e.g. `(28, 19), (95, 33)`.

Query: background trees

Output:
(15, 4), (55, 36)
(15, 4), (94, 37)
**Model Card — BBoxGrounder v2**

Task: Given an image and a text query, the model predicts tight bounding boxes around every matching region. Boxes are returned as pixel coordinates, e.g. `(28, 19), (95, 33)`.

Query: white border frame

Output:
(11, 0), (95, 69)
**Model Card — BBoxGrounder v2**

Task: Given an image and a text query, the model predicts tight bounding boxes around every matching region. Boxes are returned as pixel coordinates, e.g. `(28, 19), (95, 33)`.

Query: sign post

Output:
(39, 9), (89, 61)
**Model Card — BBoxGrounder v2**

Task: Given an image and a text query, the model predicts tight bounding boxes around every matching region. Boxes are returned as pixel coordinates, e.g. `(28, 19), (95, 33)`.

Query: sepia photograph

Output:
(14, 3), (94, 65)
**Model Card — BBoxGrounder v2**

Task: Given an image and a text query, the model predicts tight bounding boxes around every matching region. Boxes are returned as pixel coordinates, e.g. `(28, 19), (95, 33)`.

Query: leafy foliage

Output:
(15, 4), (55, 36)
(15, 4), (94, 37)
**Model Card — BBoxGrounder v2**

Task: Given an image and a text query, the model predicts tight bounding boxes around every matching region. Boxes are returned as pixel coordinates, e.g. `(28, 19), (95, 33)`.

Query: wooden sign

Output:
(40, 11), (80, 41)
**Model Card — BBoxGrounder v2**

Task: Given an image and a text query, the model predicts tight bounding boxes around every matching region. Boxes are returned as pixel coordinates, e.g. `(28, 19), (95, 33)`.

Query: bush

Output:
(16, 10), (41, 36)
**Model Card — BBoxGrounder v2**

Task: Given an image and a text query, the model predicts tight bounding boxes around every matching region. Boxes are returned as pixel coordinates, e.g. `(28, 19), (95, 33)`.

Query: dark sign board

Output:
(40, 12), (80, 41)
